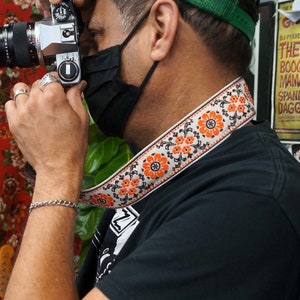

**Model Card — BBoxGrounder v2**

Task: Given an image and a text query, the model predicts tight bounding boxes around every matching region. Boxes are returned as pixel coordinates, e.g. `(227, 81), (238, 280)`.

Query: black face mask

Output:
(82, 10), (158, 138)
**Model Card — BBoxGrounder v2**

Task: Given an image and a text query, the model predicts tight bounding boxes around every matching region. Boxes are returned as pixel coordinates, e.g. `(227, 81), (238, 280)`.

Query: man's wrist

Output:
(32, 169), (83, 203)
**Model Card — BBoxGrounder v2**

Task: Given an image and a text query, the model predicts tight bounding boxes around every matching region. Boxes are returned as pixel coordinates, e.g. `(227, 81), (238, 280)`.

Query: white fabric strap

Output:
(80, 77), (256, 209)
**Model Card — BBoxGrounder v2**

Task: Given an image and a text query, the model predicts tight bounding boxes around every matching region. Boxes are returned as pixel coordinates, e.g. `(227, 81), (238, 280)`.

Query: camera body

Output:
(0, 0), (82, 85)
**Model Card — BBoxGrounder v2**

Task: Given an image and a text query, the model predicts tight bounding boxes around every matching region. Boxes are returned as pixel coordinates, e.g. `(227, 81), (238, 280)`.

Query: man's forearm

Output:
(4, 174), (82, 300)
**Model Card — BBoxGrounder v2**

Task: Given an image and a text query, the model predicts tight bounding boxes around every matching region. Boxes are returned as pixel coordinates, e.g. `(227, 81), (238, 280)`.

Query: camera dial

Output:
(53, 2), (71, 23)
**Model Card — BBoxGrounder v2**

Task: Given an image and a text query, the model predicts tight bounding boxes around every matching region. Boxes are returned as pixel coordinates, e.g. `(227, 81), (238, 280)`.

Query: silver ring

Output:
(14, 89), (29, 100)
(39, 73), (61, 91)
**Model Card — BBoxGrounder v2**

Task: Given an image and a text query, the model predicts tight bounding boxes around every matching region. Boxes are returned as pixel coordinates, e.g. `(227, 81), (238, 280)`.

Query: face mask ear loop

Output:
(119, 8), (159, 92)
(120, 9), (151, 50)
(139, 61), (159, 91)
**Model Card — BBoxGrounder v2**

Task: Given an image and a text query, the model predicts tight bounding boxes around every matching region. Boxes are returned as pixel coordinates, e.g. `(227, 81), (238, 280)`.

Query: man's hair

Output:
(113, 0), (259, 75)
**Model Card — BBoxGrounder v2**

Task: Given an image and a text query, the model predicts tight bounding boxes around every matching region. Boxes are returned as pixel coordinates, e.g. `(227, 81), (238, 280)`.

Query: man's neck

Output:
(125, 73), (239, 149)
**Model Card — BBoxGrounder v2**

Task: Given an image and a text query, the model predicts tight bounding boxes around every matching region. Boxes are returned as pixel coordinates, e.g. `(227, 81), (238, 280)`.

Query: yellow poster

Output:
(273, 1), (300, 142)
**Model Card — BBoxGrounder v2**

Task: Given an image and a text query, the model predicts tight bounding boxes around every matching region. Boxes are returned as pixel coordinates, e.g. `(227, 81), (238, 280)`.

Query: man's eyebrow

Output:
(87, 18), (105, 34)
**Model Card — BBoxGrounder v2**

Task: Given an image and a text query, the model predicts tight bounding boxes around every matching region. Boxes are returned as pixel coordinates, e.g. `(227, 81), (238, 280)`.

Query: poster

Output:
(272, 1), (300, 143)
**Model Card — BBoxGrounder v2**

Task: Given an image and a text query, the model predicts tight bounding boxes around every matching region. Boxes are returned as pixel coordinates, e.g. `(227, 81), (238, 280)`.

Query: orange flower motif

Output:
(185, 136), (194, 144)
(228, 104), (236, 112)
(198, 111), (224, 138)
(143, 153), (169, 179)
(173, 145), (182, 154)
(230, 95), (239, 103)
(116, 178), (140, 197)
(131, 178), (139, 186)
(118, 188), (128, 196)
(237, 105), (245, 113)
(121, 179), (130, 187)
(175, 136), (184, 145)
(92, 194), (114, 207)
(182, 146), (191, 155)
(239, 96), (246, 103)
(128, 188), (137, 195)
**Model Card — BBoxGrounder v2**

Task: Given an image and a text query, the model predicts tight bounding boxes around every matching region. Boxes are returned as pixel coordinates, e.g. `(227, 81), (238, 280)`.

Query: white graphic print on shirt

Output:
(96, 206), (140, 281)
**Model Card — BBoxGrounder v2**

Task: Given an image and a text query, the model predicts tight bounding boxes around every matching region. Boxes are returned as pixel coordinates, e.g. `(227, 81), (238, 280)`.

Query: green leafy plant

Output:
(75, 114), (133, 268)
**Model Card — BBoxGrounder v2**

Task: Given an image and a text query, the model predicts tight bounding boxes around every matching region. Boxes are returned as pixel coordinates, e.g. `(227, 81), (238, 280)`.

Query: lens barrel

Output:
(0, 22), (40, 68)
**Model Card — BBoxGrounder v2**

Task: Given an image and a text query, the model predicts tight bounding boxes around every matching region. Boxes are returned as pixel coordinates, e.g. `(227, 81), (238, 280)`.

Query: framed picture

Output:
(271, 0), (300, 143)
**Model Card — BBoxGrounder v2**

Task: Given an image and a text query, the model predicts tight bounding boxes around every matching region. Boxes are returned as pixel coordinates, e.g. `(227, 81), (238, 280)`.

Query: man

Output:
(4, 0), (300, 299)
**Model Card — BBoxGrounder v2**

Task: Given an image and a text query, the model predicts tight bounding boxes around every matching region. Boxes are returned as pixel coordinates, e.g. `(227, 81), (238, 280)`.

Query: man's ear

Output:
(149, 0), (179, 62)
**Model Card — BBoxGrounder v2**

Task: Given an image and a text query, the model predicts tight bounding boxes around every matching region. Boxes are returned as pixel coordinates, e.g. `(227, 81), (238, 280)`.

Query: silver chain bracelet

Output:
(29, 200), (78, 213)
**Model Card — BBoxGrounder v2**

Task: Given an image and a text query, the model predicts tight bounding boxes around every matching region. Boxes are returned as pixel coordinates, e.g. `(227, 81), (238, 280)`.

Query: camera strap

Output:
(80, 77), (256, 209)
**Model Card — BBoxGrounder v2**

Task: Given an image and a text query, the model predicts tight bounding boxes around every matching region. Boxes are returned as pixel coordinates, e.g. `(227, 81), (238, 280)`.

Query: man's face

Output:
(84, 0), (151, 87)
(79, 0), (157, 143)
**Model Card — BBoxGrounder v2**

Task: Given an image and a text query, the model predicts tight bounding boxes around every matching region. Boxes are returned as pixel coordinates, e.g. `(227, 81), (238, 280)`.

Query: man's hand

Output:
(5, 74), (89, 183)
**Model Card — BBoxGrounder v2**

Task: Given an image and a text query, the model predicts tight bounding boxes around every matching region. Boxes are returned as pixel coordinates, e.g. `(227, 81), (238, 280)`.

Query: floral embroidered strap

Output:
(80, 78), (256, 208)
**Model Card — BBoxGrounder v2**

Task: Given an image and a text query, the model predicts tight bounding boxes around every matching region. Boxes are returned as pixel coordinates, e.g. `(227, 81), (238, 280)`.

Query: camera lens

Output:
(0, 22), (40, 68)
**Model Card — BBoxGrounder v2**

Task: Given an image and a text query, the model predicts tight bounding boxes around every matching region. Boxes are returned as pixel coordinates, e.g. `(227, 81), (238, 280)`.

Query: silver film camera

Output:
(0, 0), (82, 85)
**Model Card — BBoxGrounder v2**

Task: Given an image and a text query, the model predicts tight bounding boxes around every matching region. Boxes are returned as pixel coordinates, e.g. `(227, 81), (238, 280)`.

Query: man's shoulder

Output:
(141, 120), (300, 228)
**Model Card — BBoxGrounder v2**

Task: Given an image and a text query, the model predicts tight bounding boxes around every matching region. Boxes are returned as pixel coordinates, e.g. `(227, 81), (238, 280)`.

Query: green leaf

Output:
(75, 203), (105, 241)
(84, 137), (124, 174)
(94, 142), (133, 184)
(81, 173), (96, 190)
(87, 123), (104, 144)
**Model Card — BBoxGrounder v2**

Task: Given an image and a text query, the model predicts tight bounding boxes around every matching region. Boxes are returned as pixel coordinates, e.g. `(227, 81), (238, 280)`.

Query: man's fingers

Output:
(66, 80), (89, 125)
(13, 83), (30, 103)
(35, 0), (51, 17)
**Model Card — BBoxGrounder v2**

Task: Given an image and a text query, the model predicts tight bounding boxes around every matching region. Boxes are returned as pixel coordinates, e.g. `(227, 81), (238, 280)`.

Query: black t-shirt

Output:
(77, 121), (300, 299)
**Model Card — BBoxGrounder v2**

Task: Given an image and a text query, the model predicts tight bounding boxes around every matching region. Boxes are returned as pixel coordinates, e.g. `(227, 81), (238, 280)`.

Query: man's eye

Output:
(89, 31), (96, 38)
(89, 30), (104, 40)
